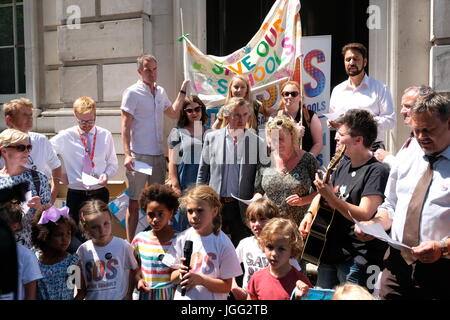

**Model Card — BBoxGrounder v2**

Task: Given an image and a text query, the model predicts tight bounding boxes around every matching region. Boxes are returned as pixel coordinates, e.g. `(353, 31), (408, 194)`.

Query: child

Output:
(31, 205), (79, 300)
(231, 198), (302, 300)
(131, 184), (179, 300)
(331, 283), (376, 300)
(76, 200), (138, 300)
(247, 218), (312, 300)
(212, 75), (269, 130)
(0, 200), (42, 300)
(162, 185), (242, 300)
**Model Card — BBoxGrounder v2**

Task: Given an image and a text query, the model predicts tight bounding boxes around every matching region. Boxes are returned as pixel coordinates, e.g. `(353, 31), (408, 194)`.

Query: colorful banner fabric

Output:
(182, 0), (302, 106)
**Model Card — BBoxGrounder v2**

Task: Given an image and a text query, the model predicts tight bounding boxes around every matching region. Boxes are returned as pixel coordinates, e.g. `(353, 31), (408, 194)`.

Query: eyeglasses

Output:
(282, 91), (299, 98)
(185, 106), (202, 114)
(77, 118), (96, 125)
(5, 144), (33, 152)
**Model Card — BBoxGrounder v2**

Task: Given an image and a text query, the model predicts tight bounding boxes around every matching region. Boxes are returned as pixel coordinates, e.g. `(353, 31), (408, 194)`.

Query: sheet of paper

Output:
(21, 191), (32, 214)
(231, 193), (262, 206)
(134, 160), (153, 176)
(322, 111), (345, 121)
(349, 211), (411, 249)
(82, 172), (100, 186)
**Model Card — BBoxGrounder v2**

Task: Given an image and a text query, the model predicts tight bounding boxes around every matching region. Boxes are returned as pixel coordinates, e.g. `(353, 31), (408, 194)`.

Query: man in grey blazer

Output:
(197, 98), (267, 246)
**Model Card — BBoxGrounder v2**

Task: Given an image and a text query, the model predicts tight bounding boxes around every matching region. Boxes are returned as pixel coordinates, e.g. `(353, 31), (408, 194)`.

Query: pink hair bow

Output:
(38, 206), (70, 225)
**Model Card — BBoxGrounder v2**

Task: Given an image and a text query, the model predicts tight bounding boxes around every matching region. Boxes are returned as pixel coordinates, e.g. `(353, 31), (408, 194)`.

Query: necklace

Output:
(278, 151), (299, 174)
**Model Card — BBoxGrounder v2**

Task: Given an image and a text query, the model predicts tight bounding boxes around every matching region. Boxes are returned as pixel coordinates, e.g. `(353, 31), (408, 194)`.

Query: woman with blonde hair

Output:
(212, 75), (270, 130)
(254, 116), (318, 225)
(0, 129), (51, 249)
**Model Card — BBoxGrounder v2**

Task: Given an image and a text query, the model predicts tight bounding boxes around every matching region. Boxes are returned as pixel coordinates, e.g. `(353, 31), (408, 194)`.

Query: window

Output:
(0, 0), (25, 96)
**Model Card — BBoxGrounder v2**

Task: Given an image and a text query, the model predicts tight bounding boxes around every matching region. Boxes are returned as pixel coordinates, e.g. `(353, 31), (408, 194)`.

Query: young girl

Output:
(231, 198), (301, 300)
(31, 205), (79, 300)
(247, 217), (312, 300)
(76, 200), (138, 300)
(162, 185), (242, 300)
(131, 184), (178, 300)
(0, 199), (42, 300)
(212, 75), (270, 130)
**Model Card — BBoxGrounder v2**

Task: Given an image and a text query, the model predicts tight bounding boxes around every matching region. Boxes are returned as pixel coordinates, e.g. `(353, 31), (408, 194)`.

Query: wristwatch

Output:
(439, 239), (449, 256)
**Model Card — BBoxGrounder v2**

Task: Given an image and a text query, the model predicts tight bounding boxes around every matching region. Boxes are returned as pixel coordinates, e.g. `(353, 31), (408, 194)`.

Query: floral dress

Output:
(254, 152), (319, 224)
(0, 169), (51, 249)
(37, 253), (80, 300)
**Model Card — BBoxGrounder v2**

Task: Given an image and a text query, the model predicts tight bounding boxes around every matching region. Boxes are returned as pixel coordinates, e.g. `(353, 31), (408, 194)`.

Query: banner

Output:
(301, 35), (332, 167)
(181, 0), (301, 107)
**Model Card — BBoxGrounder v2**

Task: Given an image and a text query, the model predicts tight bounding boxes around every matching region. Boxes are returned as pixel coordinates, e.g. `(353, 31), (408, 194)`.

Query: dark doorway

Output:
(206, 0), (369, 89)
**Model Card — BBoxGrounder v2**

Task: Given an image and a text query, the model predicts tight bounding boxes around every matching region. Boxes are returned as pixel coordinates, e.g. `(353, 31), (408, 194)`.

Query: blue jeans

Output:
(317, 261), (368, 289)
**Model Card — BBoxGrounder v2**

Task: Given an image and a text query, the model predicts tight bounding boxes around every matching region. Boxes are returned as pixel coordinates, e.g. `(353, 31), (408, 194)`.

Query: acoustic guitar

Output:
(301, 145), (346, 265)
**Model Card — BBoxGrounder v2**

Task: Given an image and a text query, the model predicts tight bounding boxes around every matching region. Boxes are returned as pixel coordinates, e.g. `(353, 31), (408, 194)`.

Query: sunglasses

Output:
(185, 106), (202, 114)
(5, 144), (33, 152)
(282, 91), (300, 98)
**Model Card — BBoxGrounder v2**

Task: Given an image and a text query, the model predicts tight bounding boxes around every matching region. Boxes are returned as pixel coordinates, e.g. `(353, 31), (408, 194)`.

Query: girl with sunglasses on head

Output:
(168, 96), (208, 231)
(0, 128), (51, 250)
(277, 81), (323, 157)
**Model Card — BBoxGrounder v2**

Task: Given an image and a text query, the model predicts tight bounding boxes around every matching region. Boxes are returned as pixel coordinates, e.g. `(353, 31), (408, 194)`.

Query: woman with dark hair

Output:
(168, 96), (207, 231)
(168, 95), (208, 195)
(300, 109), (389, 291)
(276, 81), (323, 157)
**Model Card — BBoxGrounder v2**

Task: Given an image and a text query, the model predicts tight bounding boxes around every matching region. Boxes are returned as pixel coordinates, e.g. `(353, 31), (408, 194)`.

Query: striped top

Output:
(131, 231), (177, 290)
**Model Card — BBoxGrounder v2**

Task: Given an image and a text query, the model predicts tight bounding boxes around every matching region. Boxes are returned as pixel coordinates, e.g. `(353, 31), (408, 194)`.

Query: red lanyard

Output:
(77, 128), (97, 169)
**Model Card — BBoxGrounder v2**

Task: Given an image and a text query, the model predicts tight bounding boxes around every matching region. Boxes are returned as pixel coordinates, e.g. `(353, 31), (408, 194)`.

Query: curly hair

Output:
(139, 183), (179, 213)
(265, 115), (301, 151)
(0, 202), (22, 227)
(257, 217), (303, 259)
(31, 205), (78, 252)
(180, 185), (222, 235)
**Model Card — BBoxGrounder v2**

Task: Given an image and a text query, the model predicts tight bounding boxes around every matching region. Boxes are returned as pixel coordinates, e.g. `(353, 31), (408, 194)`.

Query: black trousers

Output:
(220, 200), (252, 247)
(380, 247), (450, 300)
(66, 187), (109, 252)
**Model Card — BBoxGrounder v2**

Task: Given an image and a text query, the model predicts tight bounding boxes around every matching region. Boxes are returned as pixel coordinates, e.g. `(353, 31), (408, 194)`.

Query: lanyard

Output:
(77, 128), (97, 169)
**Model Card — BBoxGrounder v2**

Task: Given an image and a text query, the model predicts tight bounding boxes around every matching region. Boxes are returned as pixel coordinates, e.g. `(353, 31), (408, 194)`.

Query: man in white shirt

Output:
(355, 91), (450, 299)
(328, 43), (396, 151)
(51, 96), (118, 250)
(2, 98), (62, 203)
(121, 54), (188, 242)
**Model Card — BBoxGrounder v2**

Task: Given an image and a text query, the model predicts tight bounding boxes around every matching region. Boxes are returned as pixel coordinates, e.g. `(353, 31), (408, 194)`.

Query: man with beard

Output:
(328, 43), (395, 151)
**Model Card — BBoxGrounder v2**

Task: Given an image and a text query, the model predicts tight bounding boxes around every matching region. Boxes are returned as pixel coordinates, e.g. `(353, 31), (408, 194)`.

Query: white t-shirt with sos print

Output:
(77, 237), (138, 300)
(162, 227), (242, 300)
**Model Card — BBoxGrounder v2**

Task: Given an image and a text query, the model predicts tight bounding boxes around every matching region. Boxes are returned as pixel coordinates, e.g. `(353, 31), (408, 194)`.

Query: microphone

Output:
(181, 240), (193, 296)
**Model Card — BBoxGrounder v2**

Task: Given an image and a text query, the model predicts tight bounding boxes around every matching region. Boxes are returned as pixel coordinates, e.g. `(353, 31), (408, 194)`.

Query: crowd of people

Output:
(0, 43), (449, 301)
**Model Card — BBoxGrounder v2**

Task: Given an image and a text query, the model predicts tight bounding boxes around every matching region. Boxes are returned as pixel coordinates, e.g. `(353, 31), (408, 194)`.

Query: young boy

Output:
(231, 198), (301, 300)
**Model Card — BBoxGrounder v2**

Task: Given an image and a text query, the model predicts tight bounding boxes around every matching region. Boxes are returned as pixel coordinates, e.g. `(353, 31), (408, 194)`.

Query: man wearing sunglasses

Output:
(120, 54), (189, 242)
(2, 98), (62, 204)
(329, 43), (396, 152)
